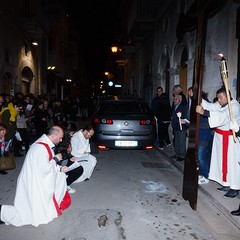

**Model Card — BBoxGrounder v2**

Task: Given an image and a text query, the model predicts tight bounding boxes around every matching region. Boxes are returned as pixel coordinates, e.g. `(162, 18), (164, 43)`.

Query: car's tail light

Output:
(93, 117), (113, 124)
(98, 145), (109, 150)
(140, 119), (156, 125)
(145, 146), (154, 150)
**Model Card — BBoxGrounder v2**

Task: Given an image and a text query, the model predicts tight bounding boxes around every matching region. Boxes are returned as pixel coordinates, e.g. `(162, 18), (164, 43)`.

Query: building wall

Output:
(0, 0), (71, 99)
(0, 0), (40, 97)
(126, 0), (239, 105)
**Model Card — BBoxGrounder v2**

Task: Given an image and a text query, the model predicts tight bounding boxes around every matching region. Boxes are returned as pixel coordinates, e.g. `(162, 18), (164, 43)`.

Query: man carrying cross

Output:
(196, 87), (240, 198)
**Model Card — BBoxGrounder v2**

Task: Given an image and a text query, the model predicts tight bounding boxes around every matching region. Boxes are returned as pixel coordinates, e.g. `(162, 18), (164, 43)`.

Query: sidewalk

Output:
(156, 145), (240, 230)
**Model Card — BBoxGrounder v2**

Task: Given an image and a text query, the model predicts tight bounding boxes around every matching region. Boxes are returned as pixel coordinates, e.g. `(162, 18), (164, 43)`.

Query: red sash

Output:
(215, 128), (233, 182)
(37, 142), (71, 216)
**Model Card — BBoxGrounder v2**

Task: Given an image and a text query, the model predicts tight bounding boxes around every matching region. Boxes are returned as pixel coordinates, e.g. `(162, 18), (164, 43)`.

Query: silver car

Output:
(92, 96), (157, 150)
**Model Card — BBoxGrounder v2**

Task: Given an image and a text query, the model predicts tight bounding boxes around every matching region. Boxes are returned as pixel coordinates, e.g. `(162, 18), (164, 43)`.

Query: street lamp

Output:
(111, 46), (118, 53)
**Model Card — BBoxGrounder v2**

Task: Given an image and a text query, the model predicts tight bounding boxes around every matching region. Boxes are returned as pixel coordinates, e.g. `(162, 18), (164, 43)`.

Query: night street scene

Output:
(0, 1), (240, 240)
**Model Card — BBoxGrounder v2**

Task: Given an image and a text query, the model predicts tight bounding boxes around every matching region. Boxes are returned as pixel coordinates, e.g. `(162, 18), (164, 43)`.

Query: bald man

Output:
(0, 126), (71, 227)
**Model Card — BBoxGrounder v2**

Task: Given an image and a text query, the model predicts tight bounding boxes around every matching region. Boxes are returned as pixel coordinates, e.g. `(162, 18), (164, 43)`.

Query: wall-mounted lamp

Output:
(32, 42), (38, 46)
(66, 79), (72, 82)
(47, 66), (55, 70)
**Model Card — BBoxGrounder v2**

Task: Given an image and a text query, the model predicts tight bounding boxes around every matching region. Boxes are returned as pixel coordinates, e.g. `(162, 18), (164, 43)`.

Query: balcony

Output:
(127, 0), (158, 42)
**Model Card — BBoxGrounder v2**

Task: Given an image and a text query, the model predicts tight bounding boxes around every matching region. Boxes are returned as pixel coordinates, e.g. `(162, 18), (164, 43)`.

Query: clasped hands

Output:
(195, 104), (204, 115)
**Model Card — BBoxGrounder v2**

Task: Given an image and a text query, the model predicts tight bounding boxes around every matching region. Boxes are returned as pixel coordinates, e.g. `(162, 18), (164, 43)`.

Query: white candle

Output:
(177, 112), (182, 130)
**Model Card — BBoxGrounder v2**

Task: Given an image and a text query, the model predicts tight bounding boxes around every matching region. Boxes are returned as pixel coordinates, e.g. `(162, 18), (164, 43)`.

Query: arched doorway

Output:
(179, 47), (188, 94)
(2, 72), (12, 94)
(21, 67), (34, 95)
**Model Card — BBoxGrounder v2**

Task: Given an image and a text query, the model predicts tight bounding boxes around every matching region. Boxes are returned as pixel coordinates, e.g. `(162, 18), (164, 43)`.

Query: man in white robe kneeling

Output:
(0, 126), (71, 227)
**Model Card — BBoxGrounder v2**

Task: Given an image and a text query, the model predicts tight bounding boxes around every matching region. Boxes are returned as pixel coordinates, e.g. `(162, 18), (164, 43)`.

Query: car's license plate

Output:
(115, 141), (138, 147)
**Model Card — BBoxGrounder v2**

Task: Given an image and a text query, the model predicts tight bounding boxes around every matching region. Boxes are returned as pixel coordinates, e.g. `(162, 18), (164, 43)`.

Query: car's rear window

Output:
(99, 101), (150, 114)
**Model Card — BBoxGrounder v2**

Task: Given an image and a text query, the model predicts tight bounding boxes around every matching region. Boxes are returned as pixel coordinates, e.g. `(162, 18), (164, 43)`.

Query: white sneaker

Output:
(198, 176), (209, 185)
(166, 143), (173, 149)
(67, 186), (76, 194)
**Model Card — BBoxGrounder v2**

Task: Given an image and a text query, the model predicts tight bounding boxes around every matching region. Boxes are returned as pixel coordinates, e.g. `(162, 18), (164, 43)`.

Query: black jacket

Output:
(155, 93), (171, 121)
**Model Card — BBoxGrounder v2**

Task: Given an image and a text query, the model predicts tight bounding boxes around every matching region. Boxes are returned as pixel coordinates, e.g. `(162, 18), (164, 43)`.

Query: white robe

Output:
(202, 99), (240, 189)
(1, 134), (68, 227)
(70, 130), (97, 183)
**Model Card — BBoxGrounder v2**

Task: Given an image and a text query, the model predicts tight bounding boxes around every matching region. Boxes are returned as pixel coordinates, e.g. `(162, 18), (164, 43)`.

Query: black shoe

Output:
(14, 153), (24, 157)
(0, 205), (4, 224)
(171, 155), (178, 159)
(176, 157), (184, 161)
(0, 171), (8, 175)
(217, 186), (230, 192)
(224, 189), (239, 198)
(231, 204), (240, 216)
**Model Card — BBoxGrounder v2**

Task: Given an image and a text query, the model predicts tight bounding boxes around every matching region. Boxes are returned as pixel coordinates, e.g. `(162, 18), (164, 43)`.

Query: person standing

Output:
(52, 99), (66, 127)
(151, 87), (172, 150)
(171, 94), (189, 161)
(186, 87), (193, 120)
(197, 92), (213, 185)
(43, 100), (54, 128)
(0, 98), (24, 157)
(70, 125), (97, 183)
(33, 101), (49, 139)
(0, 126), (71, 227)
(16, 106), (30, 154)
(196, 87), (240, 198)
(172, 84), (187, 107)
(0, 95), (6, 112)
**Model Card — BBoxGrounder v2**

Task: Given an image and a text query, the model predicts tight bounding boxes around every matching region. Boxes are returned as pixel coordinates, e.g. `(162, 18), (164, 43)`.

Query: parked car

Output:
(92, 96), (157, 150)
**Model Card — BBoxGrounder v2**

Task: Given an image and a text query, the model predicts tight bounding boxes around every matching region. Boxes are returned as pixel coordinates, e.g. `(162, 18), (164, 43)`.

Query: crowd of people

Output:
(0, 92), (98, 226)
(151, 84), (240, 217)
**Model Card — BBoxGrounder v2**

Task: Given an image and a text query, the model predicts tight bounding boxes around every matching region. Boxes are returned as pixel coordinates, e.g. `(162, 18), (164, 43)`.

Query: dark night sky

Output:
(65, 1), (124, 83)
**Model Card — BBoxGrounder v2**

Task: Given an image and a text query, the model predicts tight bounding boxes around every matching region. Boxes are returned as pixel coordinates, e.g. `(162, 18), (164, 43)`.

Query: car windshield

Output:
(99, 101), (150, 114)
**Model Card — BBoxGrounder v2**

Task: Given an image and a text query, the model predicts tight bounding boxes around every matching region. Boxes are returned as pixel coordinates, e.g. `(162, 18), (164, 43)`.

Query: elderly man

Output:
(0, 126), (71, 227)
(172, 84), (187, 106)
(171, 94), (189, 161)
(196, 87), (240, 198)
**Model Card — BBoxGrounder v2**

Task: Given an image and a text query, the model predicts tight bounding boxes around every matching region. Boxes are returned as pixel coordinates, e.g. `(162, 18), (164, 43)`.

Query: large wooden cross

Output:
(177, 0), (227, 210)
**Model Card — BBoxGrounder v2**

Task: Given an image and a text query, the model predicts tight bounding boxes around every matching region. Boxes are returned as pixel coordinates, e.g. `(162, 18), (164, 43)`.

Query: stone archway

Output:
(21, 67), (34, 95)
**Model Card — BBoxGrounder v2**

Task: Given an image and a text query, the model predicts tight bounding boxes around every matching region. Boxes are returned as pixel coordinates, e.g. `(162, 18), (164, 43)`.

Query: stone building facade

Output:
(122, 0), (240, 105)
(0, 0), (77, 99)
